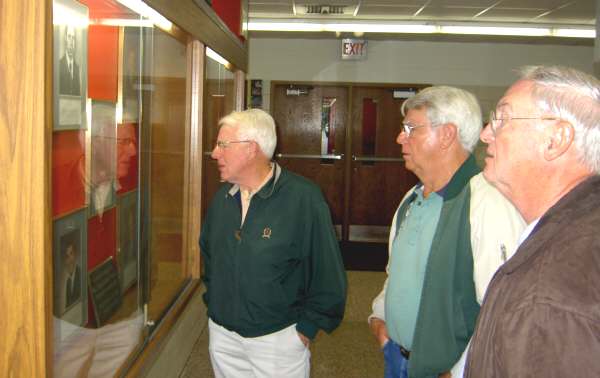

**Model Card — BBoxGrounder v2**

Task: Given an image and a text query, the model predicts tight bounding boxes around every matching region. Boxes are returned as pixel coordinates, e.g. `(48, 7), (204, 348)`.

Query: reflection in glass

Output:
(52, 0), (146, 376)
(146, 28), (189, 321)
(201, 50), (236, 217)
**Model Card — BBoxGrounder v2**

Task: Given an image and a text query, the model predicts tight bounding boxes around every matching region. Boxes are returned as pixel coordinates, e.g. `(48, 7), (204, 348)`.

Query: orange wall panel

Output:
(88, 25), (119, 101)
(52, 130), (86, 217)
(212, 0), (242, 38)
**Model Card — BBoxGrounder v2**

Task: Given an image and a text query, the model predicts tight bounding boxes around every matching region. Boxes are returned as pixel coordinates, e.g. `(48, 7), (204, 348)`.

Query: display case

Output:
(0, 0), (246, 376)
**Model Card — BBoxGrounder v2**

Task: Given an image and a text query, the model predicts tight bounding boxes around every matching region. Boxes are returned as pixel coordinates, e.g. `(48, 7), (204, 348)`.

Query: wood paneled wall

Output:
(0, 0), (52, 376)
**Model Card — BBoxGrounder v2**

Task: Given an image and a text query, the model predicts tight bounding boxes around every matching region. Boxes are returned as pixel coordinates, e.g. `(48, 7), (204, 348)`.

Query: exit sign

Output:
(341, 39), (367, 60)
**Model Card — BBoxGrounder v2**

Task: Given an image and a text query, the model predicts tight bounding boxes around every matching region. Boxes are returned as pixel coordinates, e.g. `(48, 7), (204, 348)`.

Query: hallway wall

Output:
(248, 37), (594, 113)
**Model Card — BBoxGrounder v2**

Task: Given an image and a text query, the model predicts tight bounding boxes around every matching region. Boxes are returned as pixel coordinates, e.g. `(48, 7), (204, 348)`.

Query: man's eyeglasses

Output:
(117, 137), (136, 146)
(488, 110), (558, 135)
(215, 140), (252, 149)
(402, 122), (428, 137)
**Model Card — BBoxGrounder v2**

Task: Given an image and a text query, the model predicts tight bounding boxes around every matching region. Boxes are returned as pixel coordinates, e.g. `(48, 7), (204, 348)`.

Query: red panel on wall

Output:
(87, 207), (117, 270)
(362, 98), (377, 156)
(212, 0), (242, 38)
(88, 25), (119, 101)
(117, 123), (139, 194)
(53, 130), (86, 217)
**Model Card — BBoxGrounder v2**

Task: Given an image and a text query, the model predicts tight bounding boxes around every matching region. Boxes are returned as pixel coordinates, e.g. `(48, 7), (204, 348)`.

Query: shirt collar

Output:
(228, 162), (281, 198)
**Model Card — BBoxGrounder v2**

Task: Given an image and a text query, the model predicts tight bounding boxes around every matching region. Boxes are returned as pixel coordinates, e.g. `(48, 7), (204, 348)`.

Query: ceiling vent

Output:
(299, 4), (356, 16)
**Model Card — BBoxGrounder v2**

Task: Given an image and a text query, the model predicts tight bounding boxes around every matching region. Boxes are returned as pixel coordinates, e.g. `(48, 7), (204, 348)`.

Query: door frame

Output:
(270, 81), (428, 242)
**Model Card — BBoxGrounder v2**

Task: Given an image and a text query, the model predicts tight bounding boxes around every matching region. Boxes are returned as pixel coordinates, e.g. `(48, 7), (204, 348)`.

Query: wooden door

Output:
(271, 84), (348, 237)
(348, 86), (419, 242)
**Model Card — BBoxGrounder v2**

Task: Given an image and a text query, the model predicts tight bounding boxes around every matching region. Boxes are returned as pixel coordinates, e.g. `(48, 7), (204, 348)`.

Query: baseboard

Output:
(142, 286), (208, 378)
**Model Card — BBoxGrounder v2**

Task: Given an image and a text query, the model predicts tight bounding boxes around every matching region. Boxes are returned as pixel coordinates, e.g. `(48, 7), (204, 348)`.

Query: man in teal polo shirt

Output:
(369, 86), (525, 378)
(200, 108), (347, 378)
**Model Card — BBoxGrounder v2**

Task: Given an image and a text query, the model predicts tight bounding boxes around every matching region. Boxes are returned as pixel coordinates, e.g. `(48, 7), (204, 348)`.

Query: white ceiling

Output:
(249, 0), (595, 26)
(247, 1), (596, 44)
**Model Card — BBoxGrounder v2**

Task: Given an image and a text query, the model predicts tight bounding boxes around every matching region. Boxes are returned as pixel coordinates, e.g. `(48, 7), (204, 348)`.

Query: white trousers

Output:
(208, 318), (310, 378)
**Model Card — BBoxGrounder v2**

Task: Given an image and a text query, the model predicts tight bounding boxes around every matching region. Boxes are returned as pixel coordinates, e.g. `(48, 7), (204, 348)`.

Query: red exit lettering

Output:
(343, 42), (365, 56)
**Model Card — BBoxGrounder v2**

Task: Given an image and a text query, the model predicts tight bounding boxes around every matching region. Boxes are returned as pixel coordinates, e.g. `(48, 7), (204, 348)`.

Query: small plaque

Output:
(88, 256), (122, 326)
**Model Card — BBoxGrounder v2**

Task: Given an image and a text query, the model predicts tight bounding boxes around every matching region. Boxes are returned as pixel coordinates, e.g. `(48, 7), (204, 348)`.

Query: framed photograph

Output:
(53, 209), (88, 334)
(53, 0), (88, 130)
(118, 190), (138, 291)
(89, 100), (117, 217)
(120, 26), (142, 123)
(250, 79), (263, 109)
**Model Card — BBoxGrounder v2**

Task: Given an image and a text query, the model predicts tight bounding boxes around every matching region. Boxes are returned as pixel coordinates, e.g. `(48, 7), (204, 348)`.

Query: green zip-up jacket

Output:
(372, 155), (481, 378)
(199, 163), (347, 339)
(404, 155), (481, 378)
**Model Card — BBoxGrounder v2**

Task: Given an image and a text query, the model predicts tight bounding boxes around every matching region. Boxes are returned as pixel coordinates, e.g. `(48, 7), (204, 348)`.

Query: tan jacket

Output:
(466, 176), (600, 377)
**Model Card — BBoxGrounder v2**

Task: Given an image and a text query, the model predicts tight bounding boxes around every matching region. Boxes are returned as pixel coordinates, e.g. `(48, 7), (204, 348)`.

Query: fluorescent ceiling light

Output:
(206, 47), (230, 67)
(116, 0), (172, 31)
(552, 28), (596, 38)
(441, 25), (550, 37)
(248, 19), (594, 39)
(93, 18), (154, 27)
(53, 3), (89, 26)
(249, 21), (436, 34)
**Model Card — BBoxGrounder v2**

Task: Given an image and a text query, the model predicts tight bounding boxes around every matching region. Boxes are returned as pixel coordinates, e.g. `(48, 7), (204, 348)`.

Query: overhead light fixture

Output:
(440, 25), (550, 37)
(53, 2), (89, 26)
(552, 28), (596, 38)
(116, 0), (172, 31)
(248, 21), (436, 34)
(248, 19), (595, 39)
(93, 18), (154, 27)
(206, 47), (231, 67)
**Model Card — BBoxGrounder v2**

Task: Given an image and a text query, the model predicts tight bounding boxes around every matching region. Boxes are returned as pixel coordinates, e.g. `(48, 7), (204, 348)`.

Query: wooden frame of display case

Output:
(0, 0), (247, 376)
(1, 1), (53, 376)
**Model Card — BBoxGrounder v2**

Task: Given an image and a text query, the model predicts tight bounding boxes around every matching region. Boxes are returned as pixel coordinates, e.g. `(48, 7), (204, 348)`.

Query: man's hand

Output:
(297, 332), (310, 347)
(438, 372), (452, 378)
(369, 318), (389, 348)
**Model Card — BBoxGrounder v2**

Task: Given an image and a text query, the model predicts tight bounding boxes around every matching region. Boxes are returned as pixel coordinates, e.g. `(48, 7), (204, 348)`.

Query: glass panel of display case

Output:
(201, 49), (236, 217)
(144, 27), (190, 322)
(52, 0), (191, 375)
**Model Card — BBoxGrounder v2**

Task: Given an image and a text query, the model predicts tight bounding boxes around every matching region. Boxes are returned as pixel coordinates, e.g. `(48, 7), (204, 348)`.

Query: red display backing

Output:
(87, 207), (117, 270)
(52, 130), (86, 217)
(88, 24), (119, 101)
(212, 0), (242, 39)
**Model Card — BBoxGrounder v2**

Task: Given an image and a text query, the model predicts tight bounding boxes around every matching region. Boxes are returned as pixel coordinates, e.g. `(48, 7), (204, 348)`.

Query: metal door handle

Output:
(352, 155), (404, 162)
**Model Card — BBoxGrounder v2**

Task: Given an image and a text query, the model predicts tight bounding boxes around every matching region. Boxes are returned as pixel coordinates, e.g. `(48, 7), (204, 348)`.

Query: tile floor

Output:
(180, 270), (387, 378)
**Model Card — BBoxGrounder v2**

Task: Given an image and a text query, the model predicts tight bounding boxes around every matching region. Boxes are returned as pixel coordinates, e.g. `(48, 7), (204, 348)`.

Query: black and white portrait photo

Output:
(53, 0), (88, 130)
(59, 25), (81, 96)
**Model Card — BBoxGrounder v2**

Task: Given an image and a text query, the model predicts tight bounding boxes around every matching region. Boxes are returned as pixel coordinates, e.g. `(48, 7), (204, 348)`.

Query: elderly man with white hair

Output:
(368, 86), (525, 378)
(200, 108), (347, 378)
(466, 66), (600, 377)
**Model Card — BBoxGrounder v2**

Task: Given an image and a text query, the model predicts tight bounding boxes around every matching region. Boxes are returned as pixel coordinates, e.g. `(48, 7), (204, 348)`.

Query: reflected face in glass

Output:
(211, 126), (252, 184)
(117, 124), (137, 179)
(65, 26), (76, 59)
(396, 107), (441, 179)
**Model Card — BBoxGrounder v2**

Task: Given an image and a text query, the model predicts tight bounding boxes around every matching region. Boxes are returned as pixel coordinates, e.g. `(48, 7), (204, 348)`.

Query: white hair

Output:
(401, 86), (482, 152)
(519, 65), (600, 174)
(219, 109), (277, 159)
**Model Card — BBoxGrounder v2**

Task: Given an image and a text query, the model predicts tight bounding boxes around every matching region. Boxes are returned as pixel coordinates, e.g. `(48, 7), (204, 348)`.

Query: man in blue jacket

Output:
(200, 108), (347, 378)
